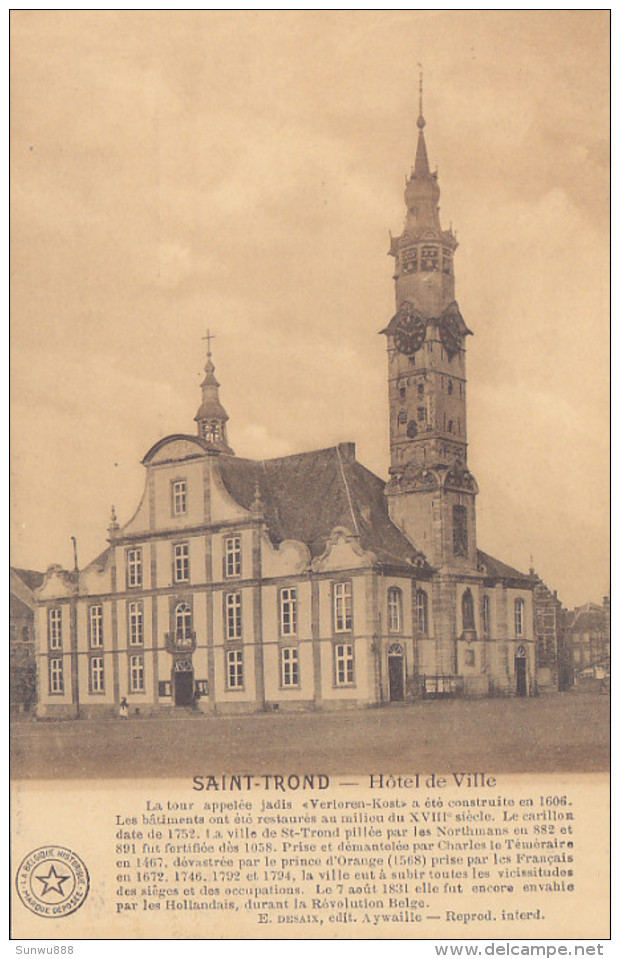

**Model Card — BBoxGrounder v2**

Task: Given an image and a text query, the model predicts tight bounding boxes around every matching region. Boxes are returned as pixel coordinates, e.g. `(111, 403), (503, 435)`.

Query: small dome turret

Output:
(194, 331), (234, 455)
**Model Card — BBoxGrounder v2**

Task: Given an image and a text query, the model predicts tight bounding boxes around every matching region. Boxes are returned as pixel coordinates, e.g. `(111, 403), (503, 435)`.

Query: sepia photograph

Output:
(10, 9), (610, 942)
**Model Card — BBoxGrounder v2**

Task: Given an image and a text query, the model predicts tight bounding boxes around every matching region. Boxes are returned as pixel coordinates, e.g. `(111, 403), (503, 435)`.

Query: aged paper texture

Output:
(10, 10), (610, 942)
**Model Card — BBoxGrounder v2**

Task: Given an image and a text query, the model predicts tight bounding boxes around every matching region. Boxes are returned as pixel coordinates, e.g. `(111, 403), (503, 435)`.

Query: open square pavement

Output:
(10, 688), (609, 780)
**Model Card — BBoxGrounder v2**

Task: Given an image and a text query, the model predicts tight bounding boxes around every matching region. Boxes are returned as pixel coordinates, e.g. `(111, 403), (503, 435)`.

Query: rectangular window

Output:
(172, 480), (187, 516)
(281, 647), (299, 687)
(482, 595), (491, 635)
(335, 643), (355, 686)
(225, 592), (242, 640)
(90, 655), (105, 693)
(129, 654), (145, 692)
(227, 649), (244, 689)
(158, 680), (171, 697)
(514, 600), (524, 638)
(387, 588), (402, 632)
(333, 582), (353, 633)
(89, 605), (103, 647)
(128, 602), (144, 645)
(417, 406), (426, 423)
(453, 505), (468, 557)
(49, 657), (63, 694)
(224, 536), (242, 578)
(280, 587), (297, 636)
(48, 608), (62, 649)
(173, 542), (190, 583)
(127, 548), (143, 588)
(416, 589), (429, 635)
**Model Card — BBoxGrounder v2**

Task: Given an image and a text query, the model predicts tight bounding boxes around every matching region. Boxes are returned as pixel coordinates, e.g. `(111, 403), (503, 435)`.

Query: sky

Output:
(10, 10), (609, 608)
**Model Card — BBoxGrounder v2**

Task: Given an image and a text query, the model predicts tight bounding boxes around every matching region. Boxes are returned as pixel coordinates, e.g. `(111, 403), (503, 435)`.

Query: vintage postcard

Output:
(10, 10), (610, 943)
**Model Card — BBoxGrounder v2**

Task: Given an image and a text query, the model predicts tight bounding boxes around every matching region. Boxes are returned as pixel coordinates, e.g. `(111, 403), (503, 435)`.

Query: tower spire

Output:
(417, 64), (425, 128)
(414, 64), (430, 176)
(194, 330), (234, 455)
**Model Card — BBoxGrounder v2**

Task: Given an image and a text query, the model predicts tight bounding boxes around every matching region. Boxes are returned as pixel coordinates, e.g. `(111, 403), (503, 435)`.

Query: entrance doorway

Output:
(174, 669), (195, 707)
(515, 648), (527, 697)
(388, 644), (405, 702)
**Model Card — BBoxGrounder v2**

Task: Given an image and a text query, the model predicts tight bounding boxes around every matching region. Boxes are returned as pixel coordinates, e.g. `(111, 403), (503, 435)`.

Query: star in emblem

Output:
(34, 864), (71, 897)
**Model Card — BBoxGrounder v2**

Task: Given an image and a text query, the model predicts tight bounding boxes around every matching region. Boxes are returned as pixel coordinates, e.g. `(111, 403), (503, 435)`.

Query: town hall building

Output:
(34, 96), (536, 717)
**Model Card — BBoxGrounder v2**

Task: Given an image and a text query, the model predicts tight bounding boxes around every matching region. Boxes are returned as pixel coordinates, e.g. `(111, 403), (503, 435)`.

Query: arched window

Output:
(453, 505), (468, 556)
(175, 602), (192, 639)
(415, 589), (428, 635)
(387, 587), (402, 633)
(482, 595), (491, 635)
(514, 598), (524, 638)
(462, 589), (475, 631)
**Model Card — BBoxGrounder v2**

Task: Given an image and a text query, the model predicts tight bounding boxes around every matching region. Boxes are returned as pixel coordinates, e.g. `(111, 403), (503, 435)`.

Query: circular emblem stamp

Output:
(16, 846), (89, 918)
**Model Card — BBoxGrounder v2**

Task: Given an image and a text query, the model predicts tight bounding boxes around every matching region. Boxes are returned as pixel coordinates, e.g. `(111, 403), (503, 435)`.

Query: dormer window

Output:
(442, 249), (453, 275)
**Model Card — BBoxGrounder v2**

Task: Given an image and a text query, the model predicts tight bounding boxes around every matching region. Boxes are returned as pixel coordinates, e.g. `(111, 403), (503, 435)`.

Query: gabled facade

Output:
(34, 93), (536, 717)
(530, 569), (572, 691)
(35, 431), (439, 717)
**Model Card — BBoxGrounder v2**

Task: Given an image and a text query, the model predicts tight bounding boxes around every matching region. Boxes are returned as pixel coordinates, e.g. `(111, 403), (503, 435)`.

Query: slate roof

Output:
(85, 548), (111, 571)
(217, 443), (430, 571)
(477, 549), (531, 586)
(567, 605), (606, 633)
(10, 593), (33, 619)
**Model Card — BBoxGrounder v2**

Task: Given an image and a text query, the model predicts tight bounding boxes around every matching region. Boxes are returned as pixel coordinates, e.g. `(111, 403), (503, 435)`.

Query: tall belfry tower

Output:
(383, 78), (478, 572)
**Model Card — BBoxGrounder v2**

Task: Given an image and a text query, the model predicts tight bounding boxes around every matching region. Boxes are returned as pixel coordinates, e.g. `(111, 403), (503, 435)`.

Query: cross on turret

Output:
(194, 331), (234, 455)
(202, 328), (216, 356)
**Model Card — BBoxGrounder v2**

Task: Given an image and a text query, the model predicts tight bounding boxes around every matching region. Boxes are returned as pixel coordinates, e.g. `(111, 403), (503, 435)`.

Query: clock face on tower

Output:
(393, 307), (426, 355)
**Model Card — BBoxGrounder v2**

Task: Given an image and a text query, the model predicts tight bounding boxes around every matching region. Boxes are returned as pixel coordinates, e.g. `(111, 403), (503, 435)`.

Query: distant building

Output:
(10, 567), (43, 711)
(567, 599), (610, 680)
(33, 94), (538, 719)
(529, 569), (572, 691)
